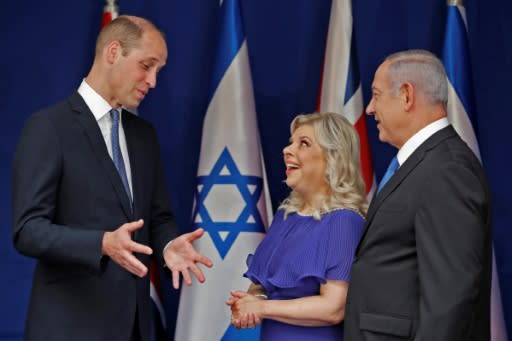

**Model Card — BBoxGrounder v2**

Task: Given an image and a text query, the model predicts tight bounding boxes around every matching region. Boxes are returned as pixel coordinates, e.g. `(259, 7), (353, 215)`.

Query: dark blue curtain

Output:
(1, 1), (511, 340)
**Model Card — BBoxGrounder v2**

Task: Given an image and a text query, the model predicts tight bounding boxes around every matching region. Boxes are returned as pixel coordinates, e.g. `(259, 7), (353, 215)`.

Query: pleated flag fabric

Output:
(317, 0), (376, 200)
(442, 2), (508, 340)
(175, 0), (272, 340)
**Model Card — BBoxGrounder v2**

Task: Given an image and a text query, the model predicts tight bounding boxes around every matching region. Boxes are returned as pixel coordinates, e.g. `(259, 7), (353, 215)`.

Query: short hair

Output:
(95, 16), (164, 57)
(279, 112), (368, 219)
(385, 49), (448, 108)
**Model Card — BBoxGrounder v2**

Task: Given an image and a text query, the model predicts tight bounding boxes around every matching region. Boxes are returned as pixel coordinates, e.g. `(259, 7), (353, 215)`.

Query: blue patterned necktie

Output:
(377, 156), (399, 193)
(110, 109), (132, 203)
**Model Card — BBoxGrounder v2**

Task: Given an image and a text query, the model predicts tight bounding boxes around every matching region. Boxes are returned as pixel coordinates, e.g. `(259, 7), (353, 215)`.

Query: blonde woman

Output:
(227, 112), (367, 341)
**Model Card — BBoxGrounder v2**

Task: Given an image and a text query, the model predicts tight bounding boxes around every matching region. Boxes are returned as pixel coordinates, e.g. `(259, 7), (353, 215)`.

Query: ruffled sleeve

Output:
(323, 210), (364, 281)
(244, 209), (364, 295)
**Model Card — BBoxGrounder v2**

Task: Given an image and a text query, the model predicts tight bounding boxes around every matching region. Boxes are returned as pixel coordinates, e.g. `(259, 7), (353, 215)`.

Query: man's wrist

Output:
(101, 231), (111, 255)
(162, 240), (173, 267)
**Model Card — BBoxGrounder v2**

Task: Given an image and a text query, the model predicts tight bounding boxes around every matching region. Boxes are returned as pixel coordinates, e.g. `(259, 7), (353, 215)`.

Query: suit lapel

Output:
(357, 126), (458, 253)
(122, 110), (146, 241)
(68, 93), (133, 219)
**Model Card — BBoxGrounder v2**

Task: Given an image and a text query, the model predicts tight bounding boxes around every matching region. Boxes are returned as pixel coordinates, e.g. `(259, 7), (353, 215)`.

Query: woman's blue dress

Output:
(244, 209), (364, 341)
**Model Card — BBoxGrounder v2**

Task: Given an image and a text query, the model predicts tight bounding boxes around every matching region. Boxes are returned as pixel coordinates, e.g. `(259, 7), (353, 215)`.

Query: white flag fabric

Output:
(442, 2), (508, 340)
(318, 0), (376, 200)
(175, 0), (272, 340)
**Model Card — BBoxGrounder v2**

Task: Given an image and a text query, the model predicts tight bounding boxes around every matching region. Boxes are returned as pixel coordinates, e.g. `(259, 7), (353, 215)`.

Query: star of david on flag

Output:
(194, 147), (265, 259)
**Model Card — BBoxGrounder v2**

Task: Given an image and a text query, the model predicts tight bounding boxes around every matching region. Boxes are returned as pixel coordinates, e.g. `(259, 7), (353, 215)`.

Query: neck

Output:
(301, 194), (328, 214)
(395, 107), (447, 148)
(85, 66), (119, 108)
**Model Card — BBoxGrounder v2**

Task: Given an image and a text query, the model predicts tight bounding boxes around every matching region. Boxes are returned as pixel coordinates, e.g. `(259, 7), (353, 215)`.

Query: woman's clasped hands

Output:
(226, 290), (265, 329)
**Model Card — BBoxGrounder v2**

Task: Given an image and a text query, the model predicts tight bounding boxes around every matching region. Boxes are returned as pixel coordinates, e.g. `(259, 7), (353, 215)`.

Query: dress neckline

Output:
(296, 207), (364, 218)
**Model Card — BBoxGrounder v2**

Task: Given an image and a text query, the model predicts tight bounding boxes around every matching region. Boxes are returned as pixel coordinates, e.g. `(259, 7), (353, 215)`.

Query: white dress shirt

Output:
(77, 80), (133, 197)
(397, 117), (450, 166)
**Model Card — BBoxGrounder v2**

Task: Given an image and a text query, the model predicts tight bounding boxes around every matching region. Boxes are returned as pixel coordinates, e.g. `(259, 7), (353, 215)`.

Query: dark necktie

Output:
(110, 109), (132, 203)
(377, 156), (399, 193)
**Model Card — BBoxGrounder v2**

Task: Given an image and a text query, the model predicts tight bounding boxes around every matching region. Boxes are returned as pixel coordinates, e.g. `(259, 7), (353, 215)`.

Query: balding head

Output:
(95, 15), (165, 59)
(385, 49), (448, 109)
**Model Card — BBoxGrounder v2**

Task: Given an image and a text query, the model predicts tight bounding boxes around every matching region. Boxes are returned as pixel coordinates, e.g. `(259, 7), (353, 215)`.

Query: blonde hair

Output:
(279, 112), (368, 219)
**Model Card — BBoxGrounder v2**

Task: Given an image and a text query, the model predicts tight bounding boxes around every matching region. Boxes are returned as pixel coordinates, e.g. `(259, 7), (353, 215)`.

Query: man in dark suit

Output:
(344, 49), (492, 340)
(12, 16), (212, 341)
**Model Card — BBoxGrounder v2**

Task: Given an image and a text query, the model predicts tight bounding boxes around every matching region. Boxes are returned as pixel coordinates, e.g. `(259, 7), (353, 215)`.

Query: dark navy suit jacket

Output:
(344, 126), (492, 341)
(13, 92), (179, 341)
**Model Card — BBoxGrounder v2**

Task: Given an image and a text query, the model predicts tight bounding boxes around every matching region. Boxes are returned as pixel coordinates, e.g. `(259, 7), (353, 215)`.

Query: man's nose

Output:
(147, 71), (157, 88)
(366, 99), (375, 116)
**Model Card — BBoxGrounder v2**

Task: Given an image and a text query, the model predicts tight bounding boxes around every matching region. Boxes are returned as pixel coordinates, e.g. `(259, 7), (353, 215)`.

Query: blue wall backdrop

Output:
(1, 1), (511, 340)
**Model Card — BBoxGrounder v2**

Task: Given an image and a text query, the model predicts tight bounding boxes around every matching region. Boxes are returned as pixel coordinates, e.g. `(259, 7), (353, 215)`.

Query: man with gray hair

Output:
(344, 49), (492, 340)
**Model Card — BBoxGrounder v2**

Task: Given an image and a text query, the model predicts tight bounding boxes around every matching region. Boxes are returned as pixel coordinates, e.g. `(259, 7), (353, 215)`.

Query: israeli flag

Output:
(443, 2), (508, 340)
(175, 0), (272, 340)
(443, 1), (480, 159)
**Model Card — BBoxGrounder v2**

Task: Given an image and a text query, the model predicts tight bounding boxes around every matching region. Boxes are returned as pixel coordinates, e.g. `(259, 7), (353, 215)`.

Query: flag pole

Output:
(101, 0), (119, 28)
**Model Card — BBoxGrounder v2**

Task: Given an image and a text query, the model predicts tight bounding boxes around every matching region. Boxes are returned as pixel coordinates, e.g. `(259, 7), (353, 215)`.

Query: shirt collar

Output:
(77, 79), (114, 122)
(397, 117), (450, 165)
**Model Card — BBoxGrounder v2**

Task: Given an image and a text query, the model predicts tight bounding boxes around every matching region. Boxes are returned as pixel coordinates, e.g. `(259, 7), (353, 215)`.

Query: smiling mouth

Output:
(285, 163), (299, 177)
(285, 169), (296, 178)
(285, 161), (299, 169)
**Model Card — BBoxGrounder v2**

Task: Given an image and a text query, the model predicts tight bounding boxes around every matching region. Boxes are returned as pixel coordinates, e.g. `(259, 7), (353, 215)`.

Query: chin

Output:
(285, 179), (296, 190)
(378, 132), (388, 143)
(130, 101), (142, 108)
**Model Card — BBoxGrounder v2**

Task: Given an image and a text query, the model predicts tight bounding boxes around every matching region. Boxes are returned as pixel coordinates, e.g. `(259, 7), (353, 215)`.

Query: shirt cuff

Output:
(162, 240), (173, 267)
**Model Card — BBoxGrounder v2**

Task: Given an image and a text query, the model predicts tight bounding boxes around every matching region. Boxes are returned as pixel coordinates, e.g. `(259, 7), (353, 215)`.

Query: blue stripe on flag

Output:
(344, 33), (360, 105)
(442, 4), (508, 341)
(209, 0), (244, 102)
(222, 324), (260, 340)
(442, 6), (476, 122)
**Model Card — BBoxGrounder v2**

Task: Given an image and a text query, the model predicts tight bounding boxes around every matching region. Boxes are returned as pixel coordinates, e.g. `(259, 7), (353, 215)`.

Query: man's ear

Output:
(400, 82), (414, 111)
(105, 40), (122, 64)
